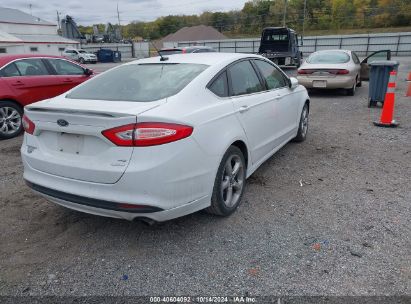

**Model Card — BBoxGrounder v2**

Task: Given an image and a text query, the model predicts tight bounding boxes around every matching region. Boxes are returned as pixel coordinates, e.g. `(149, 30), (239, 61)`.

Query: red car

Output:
(0, 54), (94, 139)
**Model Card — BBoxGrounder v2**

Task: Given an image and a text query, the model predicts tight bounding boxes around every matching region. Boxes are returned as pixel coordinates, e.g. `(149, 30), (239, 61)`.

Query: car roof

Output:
(311, 49), (352, 54)
(263, 27), (296, 32)
(128, 52), (262, 67)
(0, 54), (63, 67)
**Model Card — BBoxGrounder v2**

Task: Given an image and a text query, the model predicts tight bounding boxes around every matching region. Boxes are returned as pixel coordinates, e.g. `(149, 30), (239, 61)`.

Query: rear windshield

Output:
(263, 30), (289, 42)
(66, 63), (208, 102)
(307, 52), (350, 64)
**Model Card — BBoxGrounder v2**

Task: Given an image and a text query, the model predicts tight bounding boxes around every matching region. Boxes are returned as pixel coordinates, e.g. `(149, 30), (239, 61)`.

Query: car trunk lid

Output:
(23, 98), (163, 184)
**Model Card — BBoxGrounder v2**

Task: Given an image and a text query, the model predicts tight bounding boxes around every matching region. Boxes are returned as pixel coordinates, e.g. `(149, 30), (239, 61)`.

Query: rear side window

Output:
(208, 71), (228, 97)
(48, 59), (85, 75)
(14, 59), (49, 76)
(228, 60), (264, 96)
(67, 63), (208, 102)
(307, 51), (350, 64)
(352, 52), (360, 64)
(253, 60), (287, 89)
(0, 63), (20, 77)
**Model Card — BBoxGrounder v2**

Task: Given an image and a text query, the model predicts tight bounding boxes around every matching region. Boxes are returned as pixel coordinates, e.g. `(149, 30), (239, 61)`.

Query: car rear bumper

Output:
(26, 180), (208, 221)
(22, 135), (217, 221)
(297, 75), (355, 89)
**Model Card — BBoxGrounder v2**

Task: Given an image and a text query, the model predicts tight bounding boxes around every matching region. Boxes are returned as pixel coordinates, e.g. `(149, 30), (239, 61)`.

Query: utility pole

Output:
(56, 10), (61, 31)
(117, 3), (121, 27)
(117, 2), (122, 39)
(302, 0), (307, 37)
(283, 0), (288, 27)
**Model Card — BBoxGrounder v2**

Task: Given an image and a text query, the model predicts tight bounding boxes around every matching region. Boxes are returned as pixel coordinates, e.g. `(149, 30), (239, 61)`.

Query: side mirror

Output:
(289, 77), (298, 89)
(84, 68), (93, 76)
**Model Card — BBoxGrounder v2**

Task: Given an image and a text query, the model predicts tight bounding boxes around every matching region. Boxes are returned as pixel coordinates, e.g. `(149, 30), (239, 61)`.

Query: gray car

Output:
(297, 49), (391, 95)
(159, 46), (215, 56)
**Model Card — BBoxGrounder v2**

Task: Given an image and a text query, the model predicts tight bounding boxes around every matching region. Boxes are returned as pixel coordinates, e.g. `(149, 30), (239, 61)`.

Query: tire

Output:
(0, 101), (23, 140)
(356, 77), (362, 87)
(293, 103), (309, 143)
(79, 58), (85, 64)
(346, 82), (356, 96)
(206, 146), (246, 216)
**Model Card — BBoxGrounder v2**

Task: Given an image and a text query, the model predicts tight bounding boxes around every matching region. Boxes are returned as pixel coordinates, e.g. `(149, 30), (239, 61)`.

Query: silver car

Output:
(297, 49), (391, 95)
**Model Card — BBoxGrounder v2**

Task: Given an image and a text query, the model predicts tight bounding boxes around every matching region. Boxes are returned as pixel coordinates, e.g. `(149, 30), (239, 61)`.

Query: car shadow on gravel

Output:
(307, 88), (351, 96)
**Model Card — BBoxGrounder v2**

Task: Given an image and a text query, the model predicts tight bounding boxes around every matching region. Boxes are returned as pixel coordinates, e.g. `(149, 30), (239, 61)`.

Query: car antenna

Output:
(150, 39), (168, 62)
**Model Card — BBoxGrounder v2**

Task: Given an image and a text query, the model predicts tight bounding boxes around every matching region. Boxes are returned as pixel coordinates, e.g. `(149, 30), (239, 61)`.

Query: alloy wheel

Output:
(0, 106), (21, 136)
(301, 107), (309, 138)
(221, 154), (245, 208)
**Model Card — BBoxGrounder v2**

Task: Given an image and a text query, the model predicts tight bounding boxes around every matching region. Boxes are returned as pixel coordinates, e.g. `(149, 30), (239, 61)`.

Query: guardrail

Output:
(165, 32), (411, 57)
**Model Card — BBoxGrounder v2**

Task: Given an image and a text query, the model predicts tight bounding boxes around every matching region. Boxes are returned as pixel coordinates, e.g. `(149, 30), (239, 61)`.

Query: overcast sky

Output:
(1, 0), (249, 25)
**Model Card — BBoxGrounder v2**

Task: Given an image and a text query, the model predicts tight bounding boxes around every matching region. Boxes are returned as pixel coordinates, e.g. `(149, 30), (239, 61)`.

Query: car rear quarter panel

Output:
(0, 79), (18, 103)
(138, 76), (249, 195)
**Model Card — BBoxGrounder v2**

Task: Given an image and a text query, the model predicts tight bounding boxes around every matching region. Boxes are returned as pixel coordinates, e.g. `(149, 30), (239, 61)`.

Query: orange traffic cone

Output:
(374, 70), (399, 128)
(406, 71), (411, 97)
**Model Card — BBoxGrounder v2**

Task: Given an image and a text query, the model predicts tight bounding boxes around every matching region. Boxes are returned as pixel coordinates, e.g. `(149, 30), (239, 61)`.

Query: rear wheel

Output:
(0, 101), (23, 140)
(356, 76), (362, 87)
(346, 82), (356, 96)
(293, 103), (309, 142)
(206, 146), (246, 216)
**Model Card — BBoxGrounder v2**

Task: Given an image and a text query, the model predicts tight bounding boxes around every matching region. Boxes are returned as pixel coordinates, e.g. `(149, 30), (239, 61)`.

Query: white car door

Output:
(228, 59), (279, 165)
(252, 59), (300, 146)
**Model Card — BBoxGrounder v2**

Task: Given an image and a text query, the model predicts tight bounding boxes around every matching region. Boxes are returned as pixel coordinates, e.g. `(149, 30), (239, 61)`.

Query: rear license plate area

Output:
(313, 80), (327, 88)
(58, 133), (84, 154)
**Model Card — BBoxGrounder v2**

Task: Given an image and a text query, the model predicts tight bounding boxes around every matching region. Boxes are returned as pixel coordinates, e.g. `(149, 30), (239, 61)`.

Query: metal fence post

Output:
(396, 35), (401, 56)
(252, 40), (255, 53)
(366, 36), (370, 56)
(218, 41), (221, 52)
(314, 37), (318, 52)
(234, 41), (237, 53)
(339, 37), (343, 49)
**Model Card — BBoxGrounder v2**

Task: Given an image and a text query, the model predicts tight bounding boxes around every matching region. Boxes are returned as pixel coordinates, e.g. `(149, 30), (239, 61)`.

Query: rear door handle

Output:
(239, 106), (250, 113)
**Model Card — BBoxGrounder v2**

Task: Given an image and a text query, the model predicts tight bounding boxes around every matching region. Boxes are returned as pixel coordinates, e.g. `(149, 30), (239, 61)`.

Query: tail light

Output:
(336, 69), (350, 75)
(22, 115), (35, 135)
(102, 122), (193, 147)
(297, 69), (313, 75)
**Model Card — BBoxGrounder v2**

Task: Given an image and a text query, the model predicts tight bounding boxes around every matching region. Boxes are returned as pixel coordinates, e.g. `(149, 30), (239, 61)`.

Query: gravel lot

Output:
(0, 57), (410, 297)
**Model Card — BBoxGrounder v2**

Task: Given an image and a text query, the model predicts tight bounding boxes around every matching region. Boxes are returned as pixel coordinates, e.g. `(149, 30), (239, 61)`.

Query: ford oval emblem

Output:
(57, 119), (69, 127)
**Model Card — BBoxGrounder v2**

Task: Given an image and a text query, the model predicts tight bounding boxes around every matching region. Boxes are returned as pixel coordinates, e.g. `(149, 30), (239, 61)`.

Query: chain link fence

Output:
(165, 32), (411, 57)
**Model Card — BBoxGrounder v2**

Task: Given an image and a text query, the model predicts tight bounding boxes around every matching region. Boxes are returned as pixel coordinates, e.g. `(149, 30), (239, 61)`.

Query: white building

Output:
(0, 7), (79, 55)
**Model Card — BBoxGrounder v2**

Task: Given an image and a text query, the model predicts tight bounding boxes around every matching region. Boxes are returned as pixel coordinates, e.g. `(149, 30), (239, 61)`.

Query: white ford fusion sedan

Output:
(21, 53), (310, 222)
